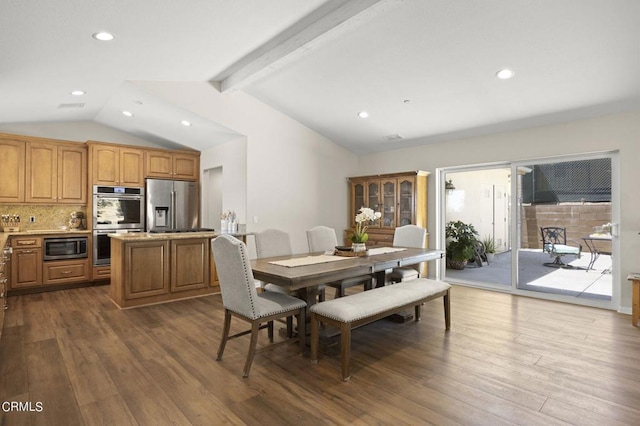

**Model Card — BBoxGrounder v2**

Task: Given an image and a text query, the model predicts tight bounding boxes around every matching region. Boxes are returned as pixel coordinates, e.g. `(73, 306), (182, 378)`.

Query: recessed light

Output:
(180, 120), (192, 127)
(358, 111), (369, 118)
(496, 68), (515, 80)
(92, 32), (114, 41)
(122, 111), (133, 117)
(70, 90), (85, 96)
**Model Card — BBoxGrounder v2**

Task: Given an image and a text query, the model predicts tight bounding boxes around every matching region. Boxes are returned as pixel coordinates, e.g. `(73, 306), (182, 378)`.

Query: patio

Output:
(445, 248), (612, 301)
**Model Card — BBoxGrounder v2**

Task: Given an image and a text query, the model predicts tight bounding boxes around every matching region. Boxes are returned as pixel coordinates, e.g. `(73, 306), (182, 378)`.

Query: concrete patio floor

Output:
(445, 248), (612, 301)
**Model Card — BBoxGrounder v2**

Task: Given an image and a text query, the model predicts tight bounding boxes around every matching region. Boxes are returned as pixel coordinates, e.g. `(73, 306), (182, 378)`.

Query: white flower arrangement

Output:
(350, 207), (382, 243)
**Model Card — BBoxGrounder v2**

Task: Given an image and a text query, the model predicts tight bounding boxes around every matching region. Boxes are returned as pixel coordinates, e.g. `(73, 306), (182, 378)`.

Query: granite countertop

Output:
(108, 232), (254, 241)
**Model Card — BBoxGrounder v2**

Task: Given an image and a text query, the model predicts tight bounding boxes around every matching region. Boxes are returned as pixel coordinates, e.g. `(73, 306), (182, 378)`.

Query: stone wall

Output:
(522, 203), (611, 252)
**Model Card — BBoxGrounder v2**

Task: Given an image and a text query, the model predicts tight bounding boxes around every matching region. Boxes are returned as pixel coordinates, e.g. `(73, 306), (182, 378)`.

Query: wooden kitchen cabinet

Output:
(170, 238), (209, 292)
(43, 258), (89, 285)
(346, 171), (428, 247)
(145, 150), (199, 180)
(25, 141), (87, 204)
(0, 136), (26, 203)
(110, 235), (218, 308)
(10, 236), (43, 288)
(89, 142), (144, 187)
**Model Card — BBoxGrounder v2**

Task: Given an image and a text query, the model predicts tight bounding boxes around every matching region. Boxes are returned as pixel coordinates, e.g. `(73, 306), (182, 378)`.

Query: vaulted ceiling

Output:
(2, 0), (638, 154)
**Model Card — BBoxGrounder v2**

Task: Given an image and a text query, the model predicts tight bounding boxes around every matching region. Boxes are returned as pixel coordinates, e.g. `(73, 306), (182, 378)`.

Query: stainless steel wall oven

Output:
(92, 185), (145, 266)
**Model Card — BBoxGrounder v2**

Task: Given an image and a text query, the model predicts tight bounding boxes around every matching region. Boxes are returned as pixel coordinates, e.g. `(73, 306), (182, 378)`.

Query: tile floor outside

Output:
(445, 248), (612, 301)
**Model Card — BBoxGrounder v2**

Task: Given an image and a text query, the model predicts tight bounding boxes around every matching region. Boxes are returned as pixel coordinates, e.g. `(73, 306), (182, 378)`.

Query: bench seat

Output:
(310, 278), (451, 381)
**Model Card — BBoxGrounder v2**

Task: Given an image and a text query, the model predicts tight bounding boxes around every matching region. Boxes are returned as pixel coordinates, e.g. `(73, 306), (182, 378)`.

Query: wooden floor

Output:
(1, 284), (639, 425)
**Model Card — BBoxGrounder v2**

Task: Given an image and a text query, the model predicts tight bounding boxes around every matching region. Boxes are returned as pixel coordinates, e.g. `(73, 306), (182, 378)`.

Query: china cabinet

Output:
(347, 171), (428, 247)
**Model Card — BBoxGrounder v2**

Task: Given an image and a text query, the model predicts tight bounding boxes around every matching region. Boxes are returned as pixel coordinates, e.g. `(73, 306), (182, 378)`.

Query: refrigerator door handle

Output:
(171, 190), (176, 229)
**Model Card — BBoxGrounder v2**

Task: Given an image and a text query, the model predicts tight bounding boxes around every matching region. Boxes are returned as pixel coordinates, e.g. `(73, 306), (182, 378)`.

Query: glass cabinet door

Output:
(398, 177), (415, 226)
(382, 179), (396, 229)
(367, 181), (381, 228)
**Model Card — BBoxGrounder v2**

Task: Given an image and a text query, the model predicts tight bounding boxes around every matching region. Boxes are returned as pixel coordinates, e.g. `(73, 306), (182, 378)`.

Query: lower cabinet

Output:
(111, 237), (216, 308)
(43, 259), (89, 285)
(11, 237), (43, 289)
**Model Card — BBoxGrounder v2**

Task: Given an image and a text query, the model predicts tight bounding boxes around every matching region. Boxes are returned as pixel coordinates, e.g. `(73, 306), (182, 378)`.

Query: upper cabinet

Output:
(0, 133), (87, 204)
(145, 150), (199, 180)
(26, 141), (87, 204)
(347, 171), (429, 246)
(0, 137), (25, 203)
(89, 142), (144, 187)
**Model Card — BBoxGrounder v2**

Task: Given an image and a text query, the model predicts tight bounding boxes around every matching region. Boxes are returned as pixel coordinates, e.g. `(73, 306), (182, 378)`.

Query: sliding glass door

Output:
(439, 152), (618, 309)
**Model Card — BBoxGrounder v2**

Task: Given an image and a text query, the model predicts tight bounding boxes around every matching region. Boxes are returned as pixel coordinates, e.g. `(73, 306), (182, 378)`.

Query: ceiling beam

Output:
(218, 0), (396, 92)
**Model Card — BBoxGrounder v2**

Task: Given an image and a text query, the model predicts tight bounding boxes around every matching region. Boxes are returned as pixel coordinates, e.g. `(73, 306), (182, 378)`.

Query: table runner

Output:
(366, 247), (407, 255)
(269, 255), (352, 268)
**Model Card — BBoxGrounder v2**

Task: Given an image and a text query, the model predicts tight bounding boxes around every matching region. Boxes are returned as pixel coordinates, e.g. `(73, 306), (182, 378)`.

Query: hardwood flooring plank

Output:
(1, 284), (639, 425)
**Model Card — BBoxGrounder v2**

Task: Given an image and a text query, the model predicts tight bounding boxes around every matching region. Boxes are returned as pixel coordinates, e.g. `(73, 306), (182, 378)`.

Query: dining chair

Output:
(306, 226), (372, 298)
(211, 234), (306, 378)
(387, 225), (427, 283)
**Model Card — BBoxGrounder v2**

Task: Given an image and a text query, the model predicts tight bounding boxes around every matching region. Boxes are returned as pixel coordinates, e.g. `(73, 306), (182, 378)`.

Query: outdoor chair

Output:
(540, 226), (582, 268)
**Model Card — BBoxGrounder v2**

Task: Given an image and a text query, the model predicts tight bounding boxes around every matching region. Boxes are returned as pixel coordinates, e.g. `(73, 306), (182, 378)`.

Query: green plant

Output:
(482, 235), (496, 254)
(445, 220), (479, 266)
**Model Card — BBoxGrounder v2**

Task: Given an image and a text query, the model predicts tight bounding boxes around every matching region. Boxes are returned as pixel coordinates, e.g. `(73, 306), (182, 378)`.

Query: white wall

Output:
(358, 111), (640, 312)
(135, 81), (359, 254)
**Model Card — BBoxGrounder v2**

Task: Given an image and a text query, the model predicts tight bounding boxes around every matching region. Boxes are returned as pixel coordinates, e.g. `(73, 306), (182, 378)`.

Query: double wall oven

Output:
(92, 185), (145, 266)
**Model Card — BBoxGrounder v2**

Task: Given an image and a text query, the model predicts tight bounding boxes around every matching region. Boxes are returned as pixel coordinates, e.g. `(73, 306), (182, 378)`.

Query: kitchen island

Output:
(109, 231), (251, 308)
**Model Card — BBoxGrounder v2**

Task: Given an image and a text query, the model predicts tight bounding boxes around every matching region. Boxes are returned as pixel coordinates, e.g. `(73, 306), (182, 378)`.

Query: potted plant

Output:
(482, 235), (496, 262)
(445, 220), (479, 269)
(350, 207), (382, 252)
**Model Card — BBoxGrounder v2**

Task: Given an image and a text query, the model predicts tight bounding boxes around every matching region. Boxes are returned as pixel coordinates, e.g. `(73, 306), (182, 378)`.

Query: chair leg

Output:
(267, 320), (274, 342)
(318, 288), (326, 302)
(286, 316), (293, 338)
(243, 321), (261, 378)
(444, 289), (451, 330)
(340, 322), (351, 381)
(297, 307), (306, 354)
(335, 286), (344, 298)
(310, 313), (319, 364)
(217, 309), (232, 361)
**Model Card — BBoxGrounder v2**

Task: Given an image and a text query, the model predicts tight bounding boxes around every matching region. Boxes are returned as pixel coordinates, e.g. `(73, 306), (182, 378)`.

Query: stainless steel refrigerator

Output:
(145, 179), (199, 232)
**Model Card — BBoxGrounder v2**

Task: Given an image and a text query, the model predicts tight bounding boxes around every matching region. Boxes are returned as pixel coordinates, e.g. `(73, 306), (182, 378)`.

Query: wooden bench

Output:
(309, 278), (451, 381)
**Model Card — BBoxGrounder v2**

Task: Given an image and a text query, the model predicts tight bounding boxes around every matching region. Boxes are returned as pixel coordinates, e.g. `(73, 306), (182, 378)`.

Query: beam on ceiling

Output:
(218, 0), (397, 92)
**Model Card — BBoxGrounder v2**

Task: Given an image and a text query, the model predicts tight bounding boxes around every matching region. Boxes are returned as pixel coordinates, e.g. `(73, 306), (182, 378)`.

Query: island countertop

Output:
(108, 231), (253, 241)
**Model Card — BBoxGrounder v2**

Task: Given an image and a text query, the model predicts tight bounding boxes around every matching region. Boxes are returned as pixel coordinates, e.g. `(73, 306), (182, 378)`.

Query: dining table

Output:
(250, 246), (445, 309)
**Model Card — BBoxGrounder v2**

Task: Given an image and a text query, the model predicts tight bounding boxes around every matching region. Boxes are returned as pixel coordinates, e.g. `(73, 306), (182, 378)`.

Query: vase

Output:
(352, 243), (367, 253)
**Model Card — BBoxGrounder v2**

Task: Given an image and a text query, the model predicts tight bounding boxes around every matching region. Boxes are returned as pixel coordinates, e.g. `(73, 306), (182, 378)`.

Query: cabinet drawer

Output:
(92, 265), (111, 281)
(44, 259), (89, 284)
(11, 237), (42, 248)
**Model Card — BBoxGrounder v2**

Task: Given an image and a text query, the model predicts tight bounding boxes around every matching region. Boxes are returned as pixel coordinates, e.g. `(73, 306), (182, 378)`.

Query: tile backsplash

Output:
(0, 205), (87, 231)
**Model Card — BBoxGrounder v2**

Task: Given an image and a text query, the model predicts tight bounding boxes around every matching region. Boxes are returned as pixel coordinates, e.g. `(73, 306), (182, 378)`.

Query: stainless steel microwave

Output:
(44, 237), (88, 261)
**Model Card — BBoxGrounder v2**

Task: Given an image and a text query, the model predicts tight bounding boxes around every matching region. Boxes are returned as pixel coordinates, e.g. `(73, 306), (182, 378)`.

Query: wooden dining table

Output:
(250, 247), (445, 309)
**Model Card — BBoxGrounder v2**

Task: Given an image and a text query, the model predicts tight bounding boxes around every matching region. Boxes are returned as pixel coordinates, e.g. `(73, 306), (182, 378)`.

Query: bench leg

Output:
(444, 289), (451, 330)
(340, 322), (352, 381)
(414, 304), (421, 321)
(310, 312), (319, 364)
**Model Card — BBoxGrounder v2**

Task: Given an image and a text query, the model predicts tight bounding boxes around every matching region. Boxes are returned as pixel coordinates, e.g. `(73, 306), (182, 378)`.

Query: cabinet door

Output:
(172, 153), (199, 180)
(381, 179), (397, 229)
(92, 145), (119, 186)
(11, 248), (42, 288)
(171, 238), (209, 292)
(145, 150), (173, 178)
(57, 145), (87, 204)
(0, 139), (25, 202)
(366, 180), (382, 228)
(119, 147), (144, 187)
(397, 176), (416, 226)
(25, 142), (57, 203)
(124, 241), (169, 299)
(351, 180), (366, 226)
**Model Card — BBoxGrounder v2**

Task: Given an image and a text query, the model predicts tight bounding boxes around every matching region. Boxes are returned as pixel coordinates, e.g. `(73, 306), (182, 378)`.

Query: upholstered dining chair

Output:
(387, 225), (427, 283)
(306, 226), (372, 298)
(211, 234), (306, 378)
